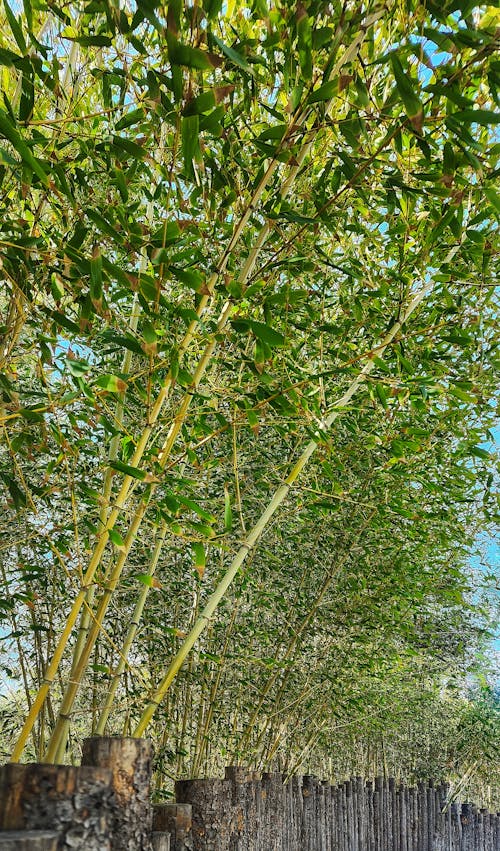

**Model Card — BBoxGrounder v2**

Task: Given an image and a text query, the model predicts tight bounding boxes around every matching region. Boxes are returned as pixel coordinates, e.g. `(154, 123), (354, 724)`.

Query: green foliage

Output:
(0, 0), (498, 794)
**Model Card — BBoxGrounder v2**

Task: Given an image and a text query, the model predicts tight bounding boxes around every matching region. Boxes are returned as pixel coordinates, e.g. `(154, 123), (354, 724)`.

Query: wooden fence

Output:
(172, 767), (500, 851)
(1, 738), (499, 850)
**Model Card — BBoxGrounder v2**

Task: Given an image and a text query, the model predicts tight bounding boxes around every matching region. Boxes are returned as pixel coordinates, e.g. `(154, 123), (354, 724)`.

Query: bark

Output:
(81, 736), (153, 851)
(0, 763), (114, 849)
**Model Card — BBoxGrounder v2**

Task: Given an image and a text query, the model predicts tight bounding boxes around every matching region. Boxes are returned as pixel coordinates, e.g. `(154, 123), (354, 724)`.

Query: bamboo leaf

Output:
(307, 80), (338, 104)
(67, 35), (113, 46)
(232, 319), (285, 347)
(171, 265), (206, 293)
(115, 108), (146, 130)
(96, 374), (128, 393)
(109, 460), (147, 480)
(183, 91), (216, 116)
(136, 573), (162, 588)
(375, 383), (388, 409)
(210, 33), (253, 74)
(391, 55), (424, 132)
(0, 46), (20, 66)
(175, 494), (216, 523)
(167, 31), (216, 70)
(453, 109), (500, 125)
(3, 0), (27, 54)
(484, 187), (500, 214)
(90, 246), (103, 304)
(66, 358), (90, 378)
(19, 68), (34, 122)
(108, 527), (126, 549)
(181, 114), (201, 178)
(0, 109), (48, 185)
(468, 445), (490, 459)
(0, 472), (27, 509)
(192, 541), (206, 579)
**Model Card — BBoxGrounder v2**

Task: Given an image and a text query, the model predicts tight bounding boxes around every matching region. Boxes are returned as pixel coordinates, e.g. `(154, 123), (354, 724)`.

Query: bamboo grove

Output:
(0, 0), (499, 804)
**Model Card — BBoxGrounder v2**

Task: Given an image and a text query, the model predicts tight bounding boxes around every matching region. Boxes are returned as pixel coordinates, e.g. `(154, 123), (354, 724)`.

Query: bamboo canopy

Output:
(0, 0), (498, 805)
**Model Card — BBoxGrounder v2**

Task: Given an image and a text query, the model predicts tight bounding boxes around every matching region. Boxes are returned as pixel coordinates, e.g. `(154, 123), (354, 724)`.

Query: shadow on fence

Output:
(0, 737), (499, 850)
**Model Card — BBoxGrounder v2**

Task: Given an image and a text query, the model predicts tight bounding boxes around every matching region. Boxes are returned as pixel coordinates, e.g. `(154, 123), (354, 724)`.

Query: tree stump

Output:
(82, 737), (153, 851)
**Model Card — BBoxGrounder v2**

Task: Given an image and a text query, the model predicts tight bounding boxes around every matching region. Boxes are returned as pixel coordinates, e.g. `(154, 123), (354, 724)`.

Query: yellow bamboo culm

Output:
(10, 275), (213, 762)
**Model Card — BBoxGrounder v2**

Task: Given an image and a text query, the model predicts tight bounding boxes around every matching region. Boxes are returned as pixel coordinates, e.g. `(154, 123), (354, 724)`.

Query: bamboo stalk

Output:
(94, 519), (169, 734)
(43, 491), (152, 761)
(53, 242), (146, 763)
(191, 599), (241, 776)
(132, 282), (432, 737)
(69, 336), (137, 657)
(45, 142), (315, 754)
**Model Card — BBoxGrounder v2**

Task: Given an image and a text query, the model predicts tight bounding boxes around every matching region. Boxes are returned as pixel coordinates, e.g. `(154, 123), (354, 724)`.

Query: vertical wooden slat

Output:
(355, 777), (364, 851)
(367, 782), (375, 851)
(374, 777), (383, 851)
(346, 781), (355, 851)
(427, 781), (435, 851)
(399, 785), (407, 851)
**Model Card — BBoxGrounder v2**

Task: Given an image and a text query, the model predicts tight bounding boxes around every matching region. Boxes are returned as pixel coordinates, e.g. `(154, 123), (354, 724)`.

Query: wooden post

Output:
(354, 778), (364, 851)
(399, 782), (405, 851)
(151, 835), (170, 851)
(262, 773), (284, 851)
(153, 804), (192, 851)
(373, 777), (384, 851)
(175, 778), (232, 851)
(0, 763), (114, 849)
(225, 766), (259, 851)
(301, 776), (316, 851)
(292, 775), (303, 850)
(366, 781), (375, 851)
(387, 778), (395, 851)
(316, 781), (325, 851)
(346, 780), (356, 851)
(322, 782), (332, 851)
(81, 736), (153, 851)
(426, 782), (434, 851)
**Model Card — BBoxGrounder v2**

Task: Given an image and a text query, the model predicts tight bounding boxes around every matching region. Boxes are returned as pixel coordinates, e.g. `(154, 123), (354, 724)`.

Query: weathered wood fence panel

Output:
(1, 739), (499, 850)
(173, 770), (500, 851)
